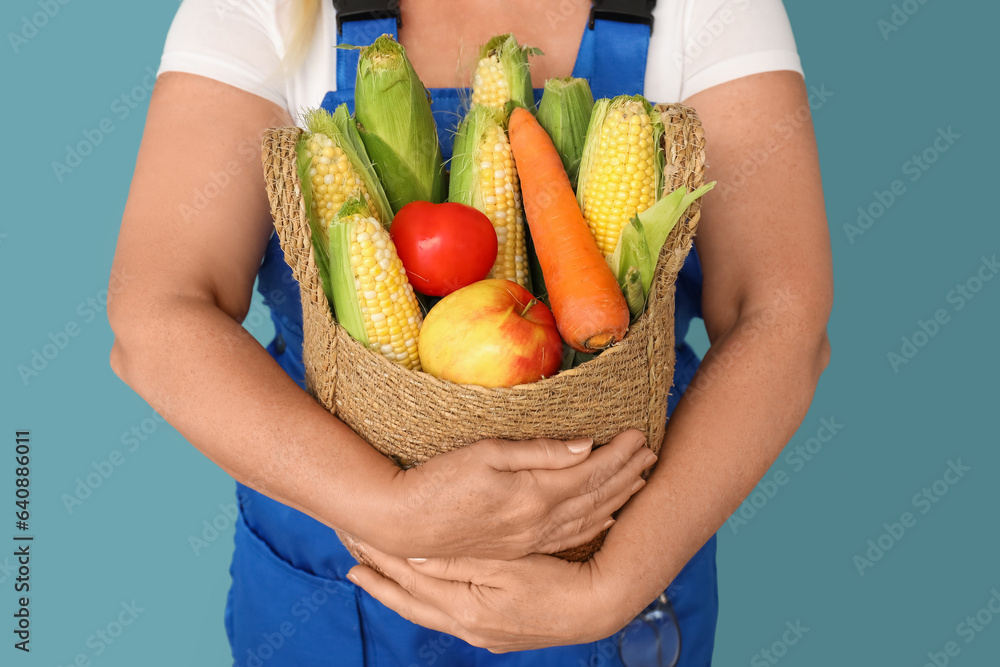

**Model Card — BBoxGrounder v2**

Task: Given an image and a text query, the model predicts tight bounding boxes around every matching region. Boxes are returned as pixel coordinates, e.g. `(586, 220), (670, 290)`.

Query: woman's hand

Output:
(346, 541), (637, 653)
(369, 429), (656, 560)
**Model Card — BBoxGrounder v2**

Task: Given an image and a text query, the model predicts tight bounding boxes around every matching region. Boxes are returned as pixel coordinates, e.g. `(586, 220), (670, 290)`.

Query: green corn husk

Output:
(526, 229), (547, 305)
(535, 77), (594, 187)
(352, 35), (446, 213)
(327, 197), (372, 344)
(471, 33), (540, 117)
(296, 104), (393, 304)
(622, 265), (645, 319)
(609, 181), (716, 316)
(448, 105), (497, 206)
(295, 140), (326, 296)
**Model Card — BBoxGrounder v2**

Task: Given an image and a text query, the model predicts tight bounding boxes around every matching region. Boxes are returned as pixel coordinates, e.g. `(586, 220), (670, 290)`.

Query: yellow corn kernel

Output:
(469, 34), (534, 116)
(580, 100), (657, 257)
(450, 105), (530, 290)
(476, 125), (528, 287)
(304, 132), (376, 225)
(346, 215), (422, 370)
(471, 54), (511, 111)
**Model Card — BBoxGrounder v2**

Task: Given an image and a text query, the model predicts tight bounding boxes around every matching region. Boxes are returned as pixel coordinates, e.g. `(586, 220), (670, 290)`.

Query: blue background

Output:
(1, 0), (997, 665)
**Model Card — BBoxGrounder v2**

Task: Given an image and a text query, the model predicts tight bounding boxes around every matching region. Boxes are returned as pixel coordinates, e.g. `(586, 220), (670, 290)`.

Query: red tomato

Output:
(389, 201), (498, 296)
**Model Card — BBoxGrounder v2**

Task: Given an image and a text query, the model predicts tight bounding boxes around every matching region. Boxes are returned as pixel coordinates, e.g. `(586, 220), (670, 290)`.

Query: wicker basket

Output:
(261, 103), (706, 563)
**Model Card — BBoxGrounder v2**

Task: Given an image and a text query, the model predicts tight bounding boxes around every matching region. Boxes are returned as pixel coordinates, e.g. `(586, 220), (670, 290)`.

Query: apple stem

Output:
(520, 298), (539, 318)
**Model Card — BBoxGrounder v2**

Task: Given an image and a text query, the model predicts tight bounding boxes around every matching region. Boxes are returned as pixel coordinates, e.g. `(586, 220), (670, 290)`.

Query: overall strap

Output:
(333, 0), (400, 94)
(573, 0), (655, 100)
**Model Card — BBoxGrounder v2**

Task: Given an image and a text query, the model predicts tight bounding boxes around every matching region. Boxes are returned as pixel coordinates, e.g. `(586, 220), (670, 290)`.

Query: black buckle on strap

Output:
(332, 0), (401, 36)
(589, 0), (656, 32)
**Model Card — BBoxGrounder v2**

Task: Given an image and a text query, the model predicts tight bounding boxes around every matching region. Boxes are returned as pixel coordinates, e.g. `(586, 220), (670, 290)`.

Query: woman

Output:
(108, 0), (832, 665)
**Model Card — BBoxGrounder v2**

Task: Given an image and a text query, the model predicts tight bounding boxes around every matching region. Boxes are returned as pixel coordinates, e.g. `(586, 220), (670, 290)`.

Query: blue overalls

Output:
(230, 13), (718, 667)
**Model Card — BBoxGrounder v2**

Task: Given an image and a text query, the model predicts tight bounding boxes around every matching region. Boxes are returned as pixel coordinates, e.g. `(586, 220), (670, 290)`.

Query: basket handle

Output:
(642, 104), (707, 451)
(261, 127), (320, 290)
(262, 127), (342, 412)
(647, 103), (707, 304)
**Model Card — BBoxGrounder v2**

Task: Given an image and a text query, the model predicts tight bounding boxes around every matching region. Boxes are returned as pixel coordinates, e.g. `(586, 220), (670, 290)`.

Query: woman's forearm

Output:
(108, 293), (651, 561)
(109, 293), (402, 542)
(594, 71), (834, 620)
(597, 306), (830, 620)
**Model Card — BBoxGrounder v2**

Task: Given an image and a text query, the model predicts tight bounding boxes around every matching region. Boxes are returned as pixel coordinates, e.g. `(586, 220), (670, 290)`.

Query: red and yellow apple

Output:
(418, 279), (563, 387)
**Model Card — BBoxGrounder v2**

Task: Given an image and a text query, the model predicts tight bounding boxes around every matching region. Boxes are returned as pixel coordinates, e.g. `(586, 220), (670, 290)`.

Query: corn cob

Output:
(450, 105), (530, 290)
(535, 77), (594, 187)
(471, 34), (538, 117)
(577, 95), (665, 258)
(328, 195), (423, 370)
(296, 105), (392, 304)
(353, 35), (446, 213)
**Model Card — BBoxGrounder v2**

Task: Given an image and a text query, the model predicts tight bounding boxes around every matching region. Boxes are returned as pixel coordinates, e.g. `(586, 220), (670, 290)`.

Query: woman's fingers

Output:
(403, 430), (649, 561)
(533, 444), (655, 553)
(534, 514), (618, 556)
(348, 565), (460, 635)
(356, 542), (462, 602)
(405, 554), (505, 585)
(471, 436), (594, 472)
(349, 548), (502, 650)
(535, 428), (649, 501)
(536, 474), (639, 554)
(407, 553), (565, 588)
(561, 445), (655, 516)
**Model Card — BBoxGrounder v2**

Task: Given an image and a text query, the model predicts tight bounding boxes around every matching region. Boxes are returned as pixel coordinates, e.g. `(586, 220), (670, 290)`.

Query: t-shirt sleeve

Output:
(679, 0), (803, 100)
(157, 0), (288, 109)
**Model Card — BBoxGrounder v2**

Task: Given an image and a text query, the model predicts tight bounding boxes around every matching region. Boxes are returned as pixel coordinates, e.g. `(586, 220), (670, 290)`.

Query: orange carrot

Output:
(508, 107), (629, 353)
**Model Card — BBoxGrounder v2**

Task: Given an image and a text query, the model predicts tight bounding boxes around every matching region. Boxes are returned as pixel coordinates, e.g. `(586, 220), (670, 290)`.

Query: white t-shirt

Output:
(158, 0), (802, 123)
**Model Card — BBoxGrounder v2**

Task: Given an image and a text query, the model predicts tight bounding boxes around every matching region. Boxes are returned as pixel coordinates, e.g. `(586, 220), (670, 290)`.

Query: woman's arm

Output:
(595, 67), (833, 620)
(347, 70), (833, 650)
(108, 72), (653, 560)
